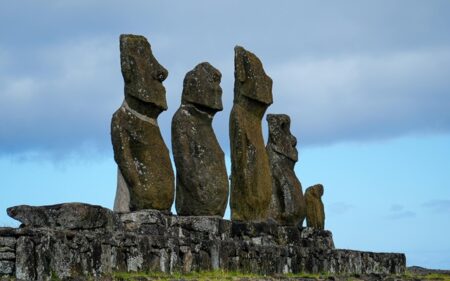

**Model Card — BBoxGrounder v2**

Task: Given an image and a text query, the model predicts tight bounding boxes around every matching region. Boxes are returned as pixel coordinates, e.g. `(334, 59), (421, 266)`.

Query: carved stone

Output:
(266, 114), (306, 226)
(305, 184), (325, 230)
(111, 34), (174, 212)
(172, 62), (229, 216)
(229, 46), (273, 222)
(1, 204), (406, 279)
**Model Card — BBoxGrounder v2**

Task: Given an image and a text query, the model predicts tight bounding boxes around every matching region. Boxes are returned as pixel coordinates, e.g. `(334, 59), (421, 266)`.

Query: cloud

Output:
(1, 1), (450, 159)
(385, 204), (416, 220)
(422, 200), (450, 213)
(328, 202), (354, 216)
(269, 48), (450, 146)
(3, 44), (450, 160)
(0, 36), (122, 158)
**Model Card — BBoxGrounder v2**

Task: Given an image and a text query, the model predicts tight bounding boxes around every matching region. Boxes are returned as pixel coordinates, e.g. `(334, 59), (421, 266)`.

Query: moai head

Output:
(267, 114), (298, 162)
(120, 34), (169, 111)
(182, 62), (223, 112)
(234, 46), (273, 105)
(310, 184), (324, 198)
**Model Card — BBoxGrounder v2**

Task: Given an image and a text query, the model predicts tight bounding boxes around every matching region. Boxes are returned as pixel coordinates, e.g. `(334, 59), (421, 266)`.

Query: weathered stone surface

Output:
(229, 46), (274, 222)
(172, 62), (229, 217)
(7, 203), (120, 230)
(0, 205), (405, 279)
(0, 237), (16, 249)
(119, 34), (168, 109)
(15, 237), (36, 280)
(305, 184), (325, 230)
(266, 114), (306, 226)
(0, 260), (14, 276)
(326, 249), (407, 275)
(111, 34), (174, 212)
(0, 251), (16, 260)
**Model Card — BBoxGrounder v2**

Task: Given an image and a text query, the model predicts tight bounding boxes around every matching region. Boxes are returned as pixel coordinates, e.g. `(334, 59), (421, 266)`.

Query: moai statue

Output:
(111, 34), (174, 212)
(305, 184), (325, 230)
(172, 62), (229, 217)
(266, 114), (306, 226)
(229, 46), (273, 222)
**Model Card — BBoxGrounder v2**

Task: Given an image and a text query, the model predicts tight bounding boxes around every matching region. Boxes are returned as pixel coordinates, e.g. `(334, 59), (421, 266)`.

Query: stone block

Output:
(0, 237), (16, 249)
(0, 260), (14, 276)
(120, 209), (168, 232)
(7, 203), (121, 230)
(15, 237), (36, 281)
(0, 252), (15, 260)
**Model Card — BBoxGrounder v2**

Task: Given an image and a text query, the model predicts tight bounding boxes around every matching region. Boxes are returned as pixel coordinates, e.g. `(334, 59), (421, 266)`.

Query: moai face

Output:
(182, 62), (223, 112)
(120, 34), (169, 110)
(313, 184), (324, 198)
(267, 114), (298, 162)
(234, 46), (273, 105)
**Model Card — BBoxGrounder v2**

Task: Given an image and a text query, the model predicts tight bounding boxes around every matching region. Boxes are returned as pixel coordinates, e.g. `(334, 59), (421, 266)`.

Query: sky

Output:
(1, 0), (450, 269)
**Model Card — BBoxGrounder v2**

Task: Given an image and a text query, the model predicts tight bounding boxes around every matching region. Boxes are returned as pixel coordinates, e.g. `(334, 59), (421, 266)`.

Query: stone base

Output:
(0, 203), (405, 280)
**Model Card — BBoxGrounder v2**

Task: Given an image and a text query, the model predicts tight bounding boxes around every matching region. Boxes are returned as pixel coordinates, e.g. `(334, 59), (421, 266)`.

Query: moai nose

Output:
(154, 64), (168, 82)
(292, 136), (297, 147)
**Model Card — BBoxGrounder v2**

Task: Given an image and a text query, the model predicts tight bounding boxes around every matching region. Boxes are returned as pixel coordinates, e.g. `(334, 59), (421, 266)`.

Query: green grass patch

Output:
(403, 270), (450, 281)
(111, 270), (339, 280)
(113, 270), (338, 280)
(113, 270), (263, 280)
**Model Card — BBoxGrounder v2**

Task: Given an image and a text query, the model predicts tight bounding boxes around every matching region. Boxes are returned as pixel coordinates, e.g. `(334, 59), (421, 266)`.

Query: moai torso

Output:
(172, 63), (229, 216)
(111, 34), (174, 212)
(266, 114), (306, 226)
(305, 184), (325, 230)
(229, 46), (273, 222)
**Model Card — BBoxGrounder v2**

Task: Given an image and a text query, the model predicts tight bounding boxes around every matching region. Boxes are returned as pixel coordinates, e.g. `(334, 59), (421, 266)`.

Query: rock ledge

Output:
(0, 203), (405, 280)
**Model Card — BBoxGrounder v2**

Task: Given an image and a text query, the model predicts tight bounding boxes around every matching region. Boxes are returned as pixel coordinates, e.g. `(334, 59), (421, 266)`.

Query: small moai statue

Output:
(266, 114), (306, 226)
(111, 34), (175, 212)
(305, 184), (325, 230)
(172, 62), (229, 217)
(229, 46), (273, 222)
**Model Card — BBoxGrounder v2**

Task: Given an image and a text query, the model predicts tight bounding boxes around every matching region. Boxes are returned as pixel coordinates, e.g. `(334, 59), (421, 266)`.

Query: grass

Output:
(112, 270), (450, 281)
(112, 270), (328, 280)
(113, 270), (260, 280)
(402, 271), (450, 281)
(3, 269), (450, 280)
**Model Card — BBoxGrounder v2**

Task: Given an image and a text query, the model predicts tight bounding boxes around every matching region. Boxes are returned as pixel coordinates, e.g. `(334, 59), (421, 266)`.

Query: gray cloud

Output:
(270, 48), (450, 145)
(328, 202), (354, 216)
(1, 1), (450, 158)
(385, 204), (416, 220)
(422, 200), (450, 213)
(0, 37), (122, 158)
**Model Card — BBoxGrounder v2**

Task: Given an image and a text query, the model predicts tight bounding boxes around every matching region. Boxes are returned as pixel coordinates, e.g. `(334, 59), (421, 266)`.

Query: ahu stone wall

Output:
(0, 203), (405, 280)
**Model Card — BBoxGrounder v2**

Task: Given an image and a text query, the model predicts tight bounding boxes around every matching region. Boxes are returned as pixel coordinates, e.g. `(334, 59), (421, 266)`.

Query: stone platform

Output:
(0, 203), (405, 280)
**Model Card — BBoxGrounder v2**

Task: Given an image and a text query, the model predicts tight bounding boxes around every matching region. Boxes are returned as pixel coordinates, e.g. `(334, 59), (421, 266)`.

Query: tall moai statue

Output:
(229, 46), (274, 222)
(172, 62), (229, 217)
(111, 34), (175, 212)
(305, 184), (325, 230)
(266, 114), (306, 226)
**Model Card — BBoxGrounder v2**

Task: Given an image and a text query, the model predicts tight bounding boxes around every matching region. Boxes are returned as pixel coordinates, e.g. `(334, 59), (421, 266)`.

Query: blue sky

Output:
(1, 0), (449, 269)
